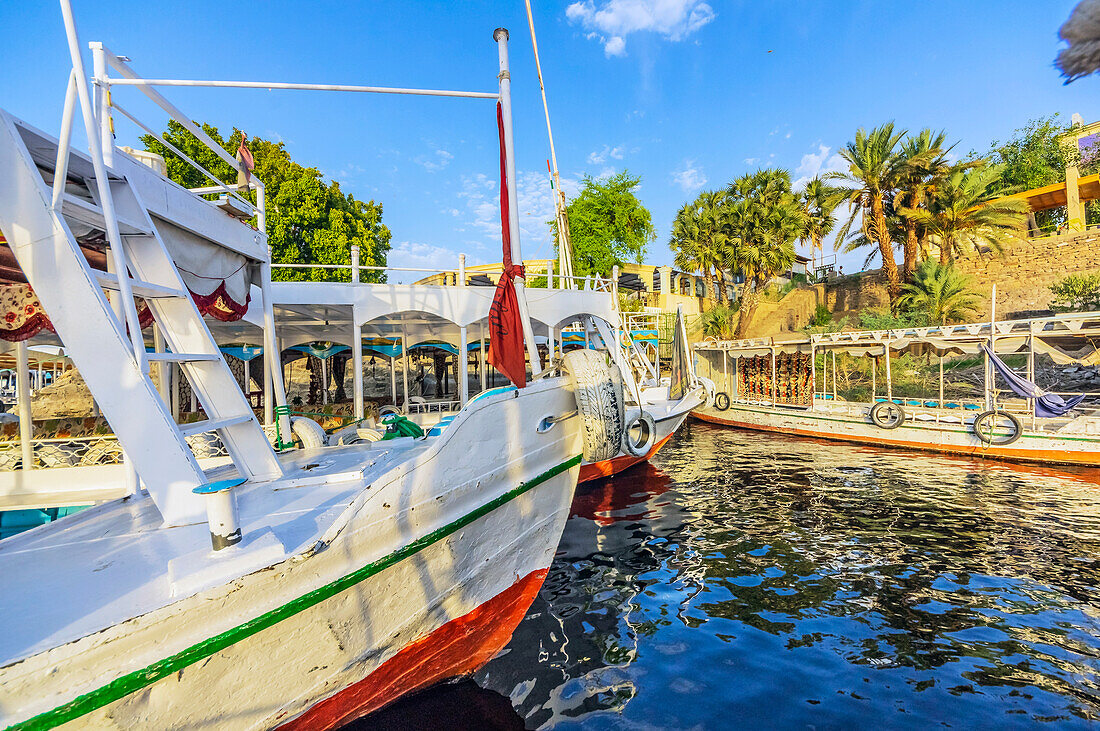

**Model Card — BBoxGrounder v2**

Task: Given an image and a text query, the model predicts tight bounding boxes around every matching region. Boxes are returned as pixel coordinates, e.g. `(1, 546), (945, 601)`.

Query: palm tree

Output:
(799, 178), (839, 276)
(669, 190), (733, 302)
(829, 123), (907, 301)
(725, 169), (804, 337)
(900, 163), (1028, 265)
(896, 259), (982, 325)
(895, 129), (952, 280)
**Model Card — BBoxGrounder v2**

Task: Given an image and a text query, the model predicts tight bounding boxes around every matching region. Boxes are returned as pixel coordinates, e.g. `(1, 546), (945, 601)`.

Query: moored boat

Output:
(692, 313), (1100, 467)
(0, 10), (626, 729)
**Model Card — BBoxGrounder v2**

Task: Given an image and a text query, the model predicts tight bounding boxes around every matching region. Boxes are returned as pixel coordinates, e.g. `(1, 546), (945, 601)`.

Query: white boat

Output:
(0, 9), (628, 729)
(692, 314), (1100, 467)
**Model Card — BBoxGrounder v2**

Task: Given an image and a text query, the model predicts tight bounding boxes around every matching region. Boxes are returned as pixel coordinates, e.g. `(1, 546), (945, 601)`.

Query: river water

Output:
(357, 421), (1100, 729)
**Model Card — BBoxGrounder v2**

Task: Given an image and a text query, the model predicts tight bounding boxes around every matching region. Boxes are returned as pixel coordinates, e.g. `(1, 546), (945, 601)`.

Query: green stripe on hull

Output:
(7, 454), (583, 731)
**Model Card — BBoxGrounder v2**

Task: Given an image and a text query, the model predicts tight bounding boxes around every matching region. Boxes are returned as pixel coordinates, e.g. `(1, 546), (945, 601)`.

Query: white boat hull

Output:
(692, 400), (1100, 467)
(0, 378), (582, 730)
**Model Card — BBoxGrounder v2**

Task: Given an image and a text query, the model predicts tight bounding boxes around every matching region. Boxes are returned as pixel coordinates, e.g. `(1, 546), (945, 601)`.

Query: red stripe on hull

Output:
(691, 409), (1100, 467)
(578, 431), (676, 483)
(277, 567), (549, 731)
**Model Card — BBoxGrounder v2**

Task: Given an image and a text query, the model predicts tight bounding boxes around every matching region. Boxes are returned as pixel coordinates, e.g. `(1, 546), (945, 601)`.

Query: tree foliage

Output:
(1050, 270), (1100, 312)
(895, 259), (982, 325)
(669, 190), (734, 303)
(558, 171), (655, 277)
(725, 169), (802, 336)
(900, 164), (1027, 264)
(142, 120), (391, 282)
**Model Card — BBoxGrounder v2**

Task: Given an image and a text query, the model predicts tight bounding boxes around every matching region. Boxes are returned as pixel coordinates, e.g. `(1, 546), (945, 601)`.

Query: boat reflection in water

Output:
(360, 422), (1100, 728)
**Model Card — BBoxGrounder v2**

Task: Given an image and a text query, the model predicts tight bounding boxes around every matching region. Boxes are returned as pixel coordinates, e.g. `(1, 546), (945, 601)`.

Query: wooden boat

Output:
(692, 313), (1100, 467)
(0, 11), (627, 729)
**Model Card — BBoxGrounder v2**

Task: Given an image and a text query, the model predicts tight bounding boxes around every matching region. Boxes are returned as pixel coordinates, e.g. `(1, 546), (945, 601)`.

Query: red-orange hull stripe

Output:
(277, 567), (549, 731)
(691, 410), (1100, 467)
(578, 431), (676, 483)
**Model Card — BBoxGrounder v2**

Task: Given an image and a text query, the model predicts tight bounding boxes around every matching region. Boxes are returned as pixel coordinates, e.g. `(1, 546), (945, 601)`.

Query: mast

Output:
(495, 29), (543, 373)
(524, 1), (574, 288)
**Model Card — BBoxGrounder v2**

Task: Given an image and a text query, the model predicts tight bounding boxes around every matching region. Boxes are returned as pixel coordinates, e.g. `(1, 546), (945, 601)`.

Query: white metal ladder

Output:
(0, 112), (282, 526)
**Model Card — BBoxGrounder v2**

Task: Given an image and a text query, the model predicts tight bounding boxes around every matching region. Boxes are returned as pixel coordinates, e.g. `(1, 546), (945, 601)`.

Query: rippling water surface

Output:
(368, 422), (1100, 729)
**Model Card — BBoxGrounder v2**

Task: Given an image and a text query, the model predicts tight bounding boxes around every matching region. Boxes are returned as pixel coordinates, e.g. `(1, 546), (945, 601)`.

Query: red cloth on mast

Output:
(487, 102), (527, 388)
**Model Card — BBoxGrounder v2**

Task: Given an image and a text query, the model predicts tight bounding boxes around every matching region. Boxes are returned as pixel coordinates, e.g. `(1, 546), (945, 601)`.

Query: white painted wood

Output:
(0, 378), (582, 729)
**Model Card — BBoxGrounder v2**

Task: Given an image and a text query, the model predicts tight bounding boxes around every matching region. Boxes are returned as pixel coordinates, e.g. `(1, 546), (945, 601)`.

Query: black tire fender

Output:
(622, 411), (658, 458)
(869, 401), (905, 429)
(714, 392), (731, 411)
(973, 409), (1022, 446)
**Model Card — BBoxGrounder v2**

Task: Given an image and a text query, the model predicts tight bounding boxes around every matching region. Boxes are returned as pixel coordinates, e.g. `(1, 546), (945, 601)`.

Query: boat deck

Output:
(0, 439), (427, 666)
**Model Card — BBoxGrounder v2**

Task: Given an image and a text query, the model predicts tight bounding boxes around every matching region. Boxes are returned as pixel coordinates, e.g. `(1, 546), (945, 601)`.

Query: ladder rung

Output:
(146, 352), (221, 363)
(60, 193), (152, 237)
(180, 414), (256, 437)
(94, 271), (187, 300)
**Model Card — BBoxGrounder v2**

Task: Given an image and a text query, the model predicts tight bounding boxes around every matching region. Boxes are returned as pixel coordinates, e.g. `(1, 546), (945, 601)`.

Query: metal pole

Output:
(459, 254), (466, 287)
(401, 326), (410, 411)
(722, 350), (728, 395)
(810, 346), (816, 403)
(260, 261), (290, 437)
(987, 284), (996, 410)
(321, 356), (328, 405)
(16, 341), (33, 471)
(771, 346), (777, 406)
(389, 352), (397, 405)
(885, 341), (893, 401)
(480, 322), (488, 392)
(832, 350), (838, 401)
(351, 244), (360, 284)
(90, 42), (113, 168)
(106, 76), (499, 99)
(938, 354), (944, 407)
(872, 354), (877, 401)
(153, 324), (168, 404)
(58, 7), (147, 376)
(51, 69), (78, 211)
(458, 325), (469, 406)
(495, 28), (542, 375)
(352, 307), (364, 420)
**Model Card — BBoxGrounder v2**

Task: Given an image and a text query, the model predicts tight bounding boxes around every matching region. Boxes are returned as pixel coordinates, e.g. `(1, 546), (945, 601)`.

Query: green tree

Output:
(1049, 271), (1100, 312)
(896, 259), (982, 325)
(669, 190), (734, 303)
(830, 123), (907, 301)
(557, 172), (656, 277)
(724, 169), (804, 337)
(798, 178), (840, 277)
(895, 129), (953, 280)
(142, 120), (391, 283)
(983, 115), (1100, 233)
(900, 164), (1027, 265)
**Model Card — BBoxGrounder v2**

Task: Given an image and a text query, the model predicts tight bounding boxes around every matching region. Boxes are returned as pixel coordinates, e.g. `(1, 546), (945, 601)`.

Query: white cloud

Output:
(792, 143), (847, 190)
(671, 159), (706, 192)
(415, 147), (454, 173)
(566, 0), (716, 56)
(743, 157), (759, 165)
(587, 144), (625, 164)
(604, 36), (626, 57)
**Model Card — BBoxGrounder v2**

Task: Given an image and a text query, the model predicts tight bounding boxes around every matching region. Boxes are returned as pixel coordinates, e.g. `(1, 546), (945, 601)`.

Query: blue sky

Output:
(3, 1), (1099, 278)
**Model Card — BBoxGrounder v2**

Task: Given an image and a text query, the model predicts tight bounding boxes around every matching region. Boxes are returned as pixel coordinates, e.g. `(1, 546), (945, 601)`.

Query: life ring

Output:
(622, 411), (658, 457)
(290, 416), (326, 449)
(714, 392), (731, 411)
(869, 401), (905, 429)
(562, 349), (624, 463)
(972, 410), (1022, 446)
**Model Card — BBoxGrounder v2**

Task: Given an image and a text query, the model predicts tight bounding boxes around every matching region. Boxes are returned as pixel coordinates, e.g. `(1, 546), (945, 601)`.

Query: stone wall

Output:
(953, 230), (1100, 318)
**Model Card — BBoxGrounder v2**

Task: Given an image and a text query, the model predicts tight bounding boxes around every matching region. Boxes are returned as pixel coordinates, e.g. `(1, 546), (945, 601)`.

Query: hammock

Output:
(980, 343), (1086, 418)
